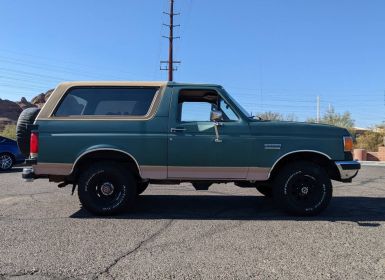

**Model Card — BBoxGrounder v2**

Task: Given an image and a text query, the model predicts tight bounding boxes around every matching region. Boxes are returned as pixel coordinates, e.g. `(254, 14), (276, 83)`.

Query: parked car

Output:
(0, 136), (25, 171)
(17, 81), (360, 216)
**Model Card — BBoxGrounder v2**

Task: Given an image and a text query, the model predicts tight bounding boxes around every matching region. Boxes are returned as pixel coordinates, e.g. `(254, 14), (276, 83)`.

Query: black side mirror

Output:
(210, 109), (223, 122)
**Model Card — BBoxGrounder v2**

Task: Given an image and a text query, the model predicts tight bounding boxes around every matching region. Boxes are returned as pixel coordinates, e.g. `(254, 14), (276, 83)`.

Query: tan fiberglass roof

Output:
(56, 81), (221, 88)
(37, 81), (222, 119)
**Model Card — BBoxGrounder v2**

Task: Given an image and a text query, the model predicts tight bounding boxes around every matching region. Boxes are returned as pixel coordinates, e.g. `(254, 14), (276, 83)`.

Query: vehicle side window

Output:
(219, 99), (238, 121)
(55, 87), (158, 117)
(181, 102), (212, 122)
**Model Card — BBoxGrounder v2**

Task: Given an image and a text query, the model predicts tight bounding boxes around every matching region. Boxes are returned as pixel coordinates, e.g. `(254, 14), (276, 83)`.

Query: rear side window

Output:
(55, 87), (159, 117)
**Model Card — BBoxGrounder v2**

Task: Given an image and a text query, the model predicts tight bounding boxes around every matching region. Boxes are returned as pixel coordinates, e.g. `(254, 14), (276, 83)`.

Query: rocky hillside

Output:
(0, 89), (53, 131)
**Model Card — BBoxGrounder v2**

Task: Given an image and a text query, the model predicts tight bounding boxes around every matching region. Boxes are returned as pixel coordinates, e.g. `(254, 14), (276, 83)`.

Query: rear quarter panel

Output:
(35, 87), (172, 168)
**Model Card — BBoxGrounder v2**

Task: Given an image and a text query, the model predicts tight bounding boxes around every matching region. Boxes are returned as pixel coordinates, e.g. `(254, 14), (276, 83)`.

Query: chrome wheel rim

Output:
(0, 155), (13, 170)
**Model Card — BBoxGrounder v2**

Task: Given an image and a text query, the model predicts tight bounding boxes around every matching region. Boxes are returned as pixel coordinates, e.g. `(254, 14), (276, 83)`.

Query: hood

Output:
(249, 120), (350, 138)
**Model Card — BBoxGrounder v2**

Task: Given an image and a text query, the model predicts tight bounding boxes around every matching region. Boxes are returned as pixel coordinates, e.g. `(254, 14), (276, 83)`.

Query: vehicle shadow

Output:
(70, 195), (385, 226)
(0, 167), (23, 173)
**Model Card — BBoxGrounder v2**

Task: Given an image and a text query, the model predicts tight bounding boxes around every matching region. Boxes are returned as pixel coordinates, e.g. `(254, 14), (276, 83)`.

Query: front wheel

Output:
(272, 161), (332, 216)
(78, 162), (137, 215)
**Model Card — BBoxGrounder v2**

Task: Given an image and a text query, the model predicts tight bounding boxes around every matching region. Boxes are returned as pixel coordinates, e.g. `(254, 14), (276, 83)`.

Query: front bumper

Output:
(335, 161), (361, 181)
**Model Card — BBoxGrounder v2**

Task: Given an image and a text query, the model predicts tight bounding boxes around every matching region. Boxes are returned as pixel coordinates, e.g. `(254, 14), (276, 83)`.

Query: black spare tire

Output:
(16, 107), (40, 157)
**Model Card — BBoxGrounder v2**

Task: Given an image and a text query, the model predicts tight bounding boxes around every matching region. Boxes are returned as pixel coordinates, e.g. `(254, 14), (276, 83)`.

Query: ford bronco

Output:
(17, 81), (360, 216)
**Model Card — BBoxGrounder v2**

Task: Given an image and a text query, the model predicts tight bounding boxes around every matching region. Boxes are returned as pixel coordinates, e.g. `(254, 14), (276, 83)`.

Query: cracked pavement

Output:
(0, 166), (384, 279)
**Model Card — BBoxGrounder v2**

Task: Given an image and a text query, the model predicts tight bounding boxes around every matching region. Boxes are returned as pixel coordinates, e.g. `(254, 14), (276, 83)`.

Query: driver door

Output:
(167, 87), (251, 179)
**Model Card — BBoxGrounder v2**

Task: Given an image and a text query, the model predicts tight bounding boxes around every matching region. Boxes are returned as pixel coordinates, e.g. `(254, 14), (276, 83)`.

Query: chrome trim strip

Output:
(268, 150), (332, 179)
(71, 148), (142, 176)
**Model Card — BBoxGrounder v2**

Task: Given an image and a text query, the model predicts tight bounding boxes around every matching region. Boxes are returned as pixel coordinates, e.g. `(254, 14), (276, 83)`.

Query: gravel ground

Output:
(0, 166), (384, 280)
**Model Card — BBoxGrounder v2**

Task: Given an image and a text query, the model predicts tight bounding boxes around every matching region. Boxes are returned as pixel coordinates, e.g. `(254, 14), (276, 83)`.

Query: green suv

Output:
(18, 81), (360, 216)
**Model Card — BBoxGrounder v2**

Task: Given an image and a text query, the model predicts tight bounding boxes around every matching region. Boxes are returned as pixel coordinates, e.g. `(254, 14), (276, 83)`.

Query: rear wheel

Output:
(0, 153), (14, 171)
(272, 161), (332, 216)
(78, 161), (137, 215)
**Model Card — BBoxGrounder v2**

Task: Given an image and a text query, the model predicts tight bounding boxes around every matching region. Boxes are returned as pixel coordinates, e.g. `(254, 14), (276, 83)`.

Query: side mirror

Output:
(210, 109), (223, 122)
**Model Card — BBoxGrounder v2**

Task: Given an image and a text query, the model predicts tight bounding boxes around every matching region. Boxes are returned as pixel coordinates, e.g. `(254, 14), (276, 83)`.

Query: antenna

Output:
(160, 0), (181, 82)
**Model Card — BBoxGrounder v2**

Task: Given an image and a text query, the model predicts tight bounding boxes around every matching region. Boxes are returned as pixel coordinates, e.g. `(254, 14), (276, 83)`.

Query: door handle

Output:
(170, 127), (187, 132)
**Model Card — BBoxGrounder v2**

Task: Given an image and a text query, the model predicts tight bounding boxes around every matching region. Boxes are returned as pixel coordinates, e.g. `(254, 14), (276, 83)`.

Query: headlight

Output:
(343, 136), (353, 152)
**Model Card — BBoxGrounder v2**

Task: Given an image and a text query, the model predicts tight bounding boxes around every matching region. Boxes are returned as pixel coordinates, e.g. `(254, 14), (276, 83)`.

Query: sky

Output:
(0, 0), (384, 128)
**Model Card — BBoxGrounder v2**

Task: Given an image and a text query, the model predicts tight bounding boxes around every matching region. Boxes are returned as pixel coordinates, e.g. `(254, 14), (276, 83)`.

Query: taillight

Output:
(30, 132), (39, 158)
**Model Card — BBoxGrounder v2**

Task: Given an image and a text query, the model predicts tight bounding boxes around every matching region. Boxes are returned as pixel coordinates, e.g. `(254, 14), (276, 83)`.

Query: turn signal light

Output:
(30, 132), (39, 158)
(343, 136), (353, 152)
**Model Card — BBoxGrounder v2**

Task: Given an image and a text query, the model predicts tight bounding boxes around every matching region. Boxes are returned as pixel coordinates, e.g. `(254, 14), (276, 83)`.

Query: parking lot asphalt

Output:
(0, 166), (384, 280)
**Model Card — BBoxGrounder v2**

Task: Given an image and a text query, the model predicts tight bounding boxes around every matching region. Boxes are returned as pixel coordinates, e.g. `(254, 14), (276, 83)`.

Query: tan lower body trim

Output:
(168, 166), (247, 179)
(167, 166), (269, 180)
(34, 163), (72, 176)
(141, 166), (167, 179)
(33, 163), (270, 181)
(246, 167), (270, 181)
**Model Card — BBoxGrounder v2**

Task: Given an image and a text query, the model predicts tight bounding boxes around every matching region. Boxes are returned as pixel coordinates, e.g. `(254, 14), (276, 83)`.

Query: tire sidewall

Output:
(78, 162), (137, 215)
(273, 161), (332, 216)
(16, 108), (40, 157)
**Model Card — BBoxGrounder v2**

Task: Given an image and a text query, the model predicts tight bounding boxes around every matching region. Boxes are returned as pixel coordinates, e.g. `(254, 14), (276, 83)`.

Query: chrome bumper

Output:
(335, 161), (361, 180)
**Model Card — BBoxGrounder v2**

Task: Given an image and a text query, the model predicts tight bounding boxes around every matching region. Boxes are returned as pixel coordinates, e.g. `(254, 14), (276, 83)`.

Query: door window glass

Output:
(220, 99), (238, 121)
(181, 102), (212, 122)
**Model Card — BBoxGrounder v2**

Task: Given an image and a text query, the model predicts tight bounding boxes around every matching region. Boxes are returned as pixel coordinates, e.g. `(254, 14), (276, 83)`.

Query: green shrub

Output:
(355, 131), (385, 152)
(0, 124), (17, 140)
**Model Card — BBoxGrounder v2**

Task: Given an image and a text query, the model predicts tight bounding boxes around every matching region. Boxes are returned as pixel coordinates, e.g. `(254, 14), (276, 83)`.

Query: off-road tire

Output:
(16, 107), (40, 157)
(137, 181), (150, 195)
(255, 185), (273, 197)
(272, 161), (332, 216)
(78, 161), (137, 215)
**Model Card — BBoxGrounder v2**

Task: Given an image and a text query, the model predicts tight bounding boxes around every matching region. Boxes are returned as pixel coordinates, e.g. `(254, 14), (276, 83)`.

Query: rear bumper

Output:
(335, 161), (361, 182)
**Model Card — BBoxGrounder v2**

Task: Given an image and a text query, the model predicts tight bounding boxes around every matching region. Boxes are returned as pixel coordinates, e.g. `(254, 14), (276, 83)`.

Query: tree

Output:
(307, 106), (354, 129)
(257, 111), (298, 121)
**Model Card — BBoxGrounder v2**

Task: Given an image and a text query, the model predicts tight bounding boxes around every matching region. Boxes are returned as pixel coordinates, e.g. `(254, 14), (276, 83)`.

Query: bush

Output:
(355, 131), (385, 152)
(0, 124), (17, 140)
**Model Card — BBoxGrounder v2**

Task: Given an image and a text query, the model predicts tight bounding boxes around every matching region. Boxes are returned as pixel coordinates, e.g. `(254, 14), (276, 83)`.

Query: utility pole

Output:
(160, 0), (181, 81)
(316, 96), (320, 123)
